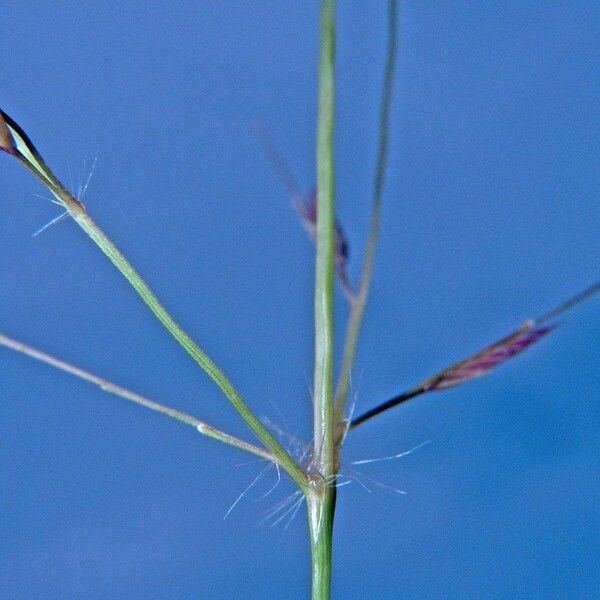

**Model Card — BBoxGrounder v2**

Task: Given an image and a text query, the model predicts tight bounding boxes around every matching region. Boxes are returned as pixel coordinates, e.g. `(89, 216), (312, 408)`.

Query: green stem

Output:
(0, 332), (277, 463)
(309, 1), (337, 599)
(307, 484), (335, 600)
(334, 0), (398, 424)
(313, 0), (336, 477)
(18, 163), (307, 490)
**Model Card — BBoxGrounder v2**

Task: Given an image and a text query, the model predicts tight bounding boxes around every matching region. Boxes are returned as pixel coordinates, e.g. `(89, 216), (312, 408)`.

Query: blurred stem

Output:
(334, 0), (399, 425)
(308, 0), (336, 599)
(18, 163), (308, 490)
(0, 332), (277, 463)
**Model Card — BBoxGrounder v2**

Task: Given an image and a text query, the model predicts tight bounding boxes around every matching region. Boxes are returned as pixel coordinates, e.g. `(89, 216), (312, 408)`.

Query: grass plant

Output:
(1, 3), (597, 597)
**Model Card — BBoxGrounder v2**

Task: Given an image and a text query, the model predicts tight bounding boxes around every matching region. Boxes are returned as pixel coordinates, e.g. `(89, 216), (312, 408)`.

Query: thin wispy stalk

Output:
(0, 332), (277, 463)
(258, 125), (354, 303)
(334, 0), (399, 429)
(350, 282), (599, 428)
(0, 109), (308, 489)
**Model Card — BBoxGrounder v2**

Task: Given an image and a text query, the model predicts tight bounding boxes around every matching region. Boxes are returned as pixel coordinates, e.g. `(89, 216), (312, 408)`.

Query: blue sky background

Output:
(1, 3), (598, 598)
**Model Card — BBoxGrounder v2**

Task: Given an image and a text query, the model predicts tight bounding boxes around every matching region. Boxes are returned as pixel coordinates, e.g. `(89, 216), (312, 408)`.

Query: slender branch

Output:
(350, 281), (599, 428)
(48, 185), (307, 487)
(0, 109), (308, 490)
(349, 385), (424, 429)
(0, 333), (276, 463)
(334, 0), (399, 426)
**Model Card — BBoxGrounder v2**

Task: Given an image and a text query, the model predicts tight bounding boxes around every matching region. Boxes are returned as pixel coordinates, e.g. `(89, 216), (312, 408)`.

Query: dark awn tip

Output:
(0, 112), (18, 156)
(0, 108), (81, 203)
(0, 109), (41, 160)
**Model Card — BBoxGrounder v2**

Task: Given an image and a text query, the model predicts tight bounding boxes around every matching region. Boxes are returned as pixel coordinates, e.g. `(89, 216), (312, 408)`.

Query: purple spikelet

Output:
(423, 322), (557, 392)
(258, 126), (355, 301)
(293, 192), (353, 299)
(351, 283), (597, 428)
